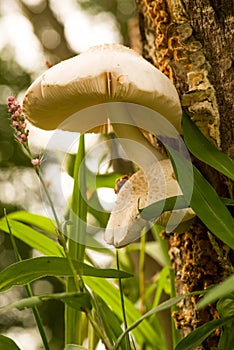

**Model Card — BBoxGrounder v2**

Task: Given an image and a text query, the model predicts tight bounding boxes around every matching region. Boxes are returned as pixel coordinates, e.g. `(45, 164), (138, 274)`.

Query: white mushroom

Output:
(23, 44), (182, 133)
(22, 43), (195, 247)
(105, 159), (195, 247)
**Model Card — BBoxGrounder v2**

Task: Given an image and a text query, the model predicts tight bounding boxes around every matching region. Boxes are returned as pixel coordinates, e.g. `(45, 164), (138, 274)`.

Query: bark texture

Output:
(135, 0), (234, 347)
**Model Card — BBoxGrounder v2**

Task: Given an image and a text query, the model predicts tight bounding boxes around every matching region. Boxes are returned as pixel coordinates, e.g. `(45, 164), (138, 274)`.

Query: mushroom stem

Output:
(106, 103), (165, 169)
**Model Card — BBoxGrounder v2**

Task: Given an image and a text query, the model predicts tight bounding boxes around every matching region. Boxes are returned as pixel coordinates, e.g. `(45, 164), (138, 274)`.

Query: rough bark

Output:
(135, 0), (234, 347)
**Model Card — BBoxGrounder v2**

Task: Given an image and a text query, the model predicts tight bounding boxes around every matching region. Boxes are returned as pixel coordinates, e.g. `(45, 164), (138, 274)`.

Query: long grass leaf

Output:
(0, 292), (91, 312)
(167, 147), (234, 249)
(0, 218), (64, 256)
(198, 274), (234, 309)
(7, 211), (56, 236)
(84, 276), (167, 350)
(175, 317), (233, 350)
(183, 113), (234, 180)
(0, 335), (21, 350)
(0, 257), (132, 292)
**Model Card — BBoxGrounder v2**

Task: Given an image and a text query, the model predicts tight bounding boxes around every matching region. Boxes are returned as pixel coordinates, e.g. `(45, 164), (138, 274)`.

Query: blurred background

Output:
(0, 1), (137, 349)
(0, 0), (137, 214)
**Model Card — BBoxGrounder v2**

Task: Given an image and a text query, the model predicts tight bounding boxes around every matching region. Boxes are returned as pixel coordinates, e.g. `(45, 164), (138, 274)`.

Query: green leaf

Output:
(152, 266), (171, 307)
(140, 195), (189, 221)
(0, 257), (132, 292)
(0, 218), (64, 256)
(64, 345), (89, 350)
(167, 147), (234, 249)
(0, 292), (92, 312)
(7, 211), (56, 236)
(221, 197), (234, 206)
(114, 292), (204, 350)
(66, 135), (87, 346)
(192, 166), (234, 248)
(84, 277), (167, 350)
(217, 294), (234, 318)
(175, 317), (233, 350)
(193, 168), (234, 249)
(65, 153), (121, 188)
(68, 134), (87, 249)
(183, 112), (234, 180)
(198, 275), (234, 309)
(87, 170), (122, 189)
(128, 241), (166, 267)
(216, 297), (234, 350)
(0, 335), (21, 350)
(94, 296), (127, 350)
(62, 293), (92, 311)
(87, 191), (109, 227)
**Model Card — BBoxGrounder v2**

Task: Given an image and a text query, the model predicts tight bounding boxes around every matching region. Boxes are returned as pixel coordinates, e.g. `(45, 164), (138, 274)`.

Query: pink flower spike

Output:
(31, 158), (41, 166)
(12, 121), (19, 127)
(17, 123), (26, 130)
(14, 110), (20, 117)
(20, 134), (27, 141)
(7, 96), (15, 103)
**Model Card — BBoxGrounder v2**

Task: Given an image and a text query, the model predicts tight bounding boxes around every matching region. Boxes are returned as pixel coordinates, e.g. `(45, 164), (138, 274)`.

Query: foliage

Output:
(0, 108), (234, 349)
(0, 2), (233, 349)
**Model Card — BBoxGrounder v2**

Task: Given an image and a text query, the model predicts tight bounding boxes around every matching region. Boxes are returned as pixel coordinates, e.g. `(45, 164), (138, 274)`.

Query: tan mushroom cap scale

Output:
(23, 44), (182, 133)
(105, 159), (195, 248)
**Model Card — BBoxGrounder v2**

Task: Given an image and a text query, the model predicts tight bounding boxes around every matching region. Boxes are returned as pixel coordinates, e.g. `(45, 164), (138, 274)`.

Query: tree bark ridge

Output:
(135, 1), (234, 348)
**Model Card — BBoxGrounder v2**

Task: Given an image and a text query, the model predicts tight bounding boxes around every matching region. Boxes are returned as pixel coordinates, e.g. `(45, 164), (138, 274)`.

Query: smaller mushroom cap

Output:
(105, 159), (195, 248)
(23, 44), (182, 133)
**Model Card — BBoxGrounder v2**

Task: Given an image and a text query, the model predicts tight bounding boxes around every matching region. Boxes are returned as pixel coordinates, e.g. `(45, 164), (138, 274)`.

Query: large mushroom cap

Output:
(23, 44), (182, 133)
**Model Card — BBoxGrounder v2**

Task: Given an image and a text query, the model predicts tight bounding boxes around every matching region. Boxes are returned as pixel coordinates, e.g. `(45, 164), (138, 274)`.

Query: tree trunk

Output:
(135, 0), (234, 347)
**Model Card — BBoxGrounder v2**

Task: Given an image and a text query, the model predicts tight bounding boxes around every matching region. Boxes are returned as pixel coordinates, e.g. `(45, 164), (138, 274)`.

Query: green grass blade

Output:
(94, 296), (127, 350)
(198, 274), (234, 309)
(87, 191), (109, 227)
(7, 211), (56, 236)
(192, 166), (234, 248)
(68, 133), (87, 253)
(175, 317), (233, 350)
(66, 134), (87, 345)
(0, 218), (64, 256)
(0, 257), (132, 292)
(0, 335), (21, 350)
(168, 147), (234, 249)
(140, 195), (189, 221)
(84, 277), (167, 350)
(65, 153), (121, 188)
(0, 292), (92, 312)
(183, 113), (234, 180)
(221, 197), (234, 206)
(64, 345), (89, 350)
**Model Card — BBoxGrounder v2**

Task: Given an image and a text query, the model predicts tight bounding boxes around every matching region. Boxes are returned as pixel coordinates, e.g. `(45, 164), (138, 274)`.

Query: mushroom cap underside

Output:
(23, 44), (182, 133)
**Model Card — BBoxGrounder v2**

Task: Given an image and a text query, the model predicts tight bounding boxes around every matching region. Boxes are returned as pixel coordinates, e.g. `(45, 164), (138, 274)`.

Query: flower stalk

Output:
(7, 96), (118, 349)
